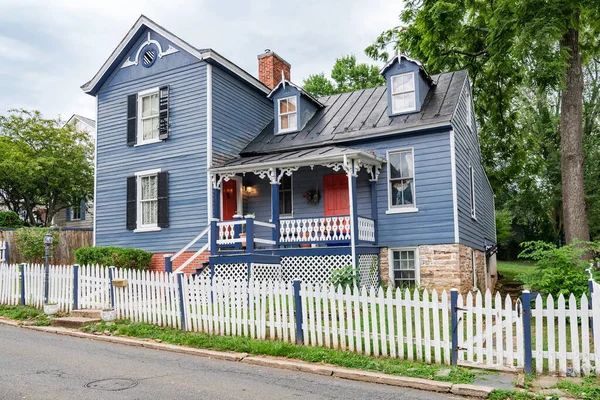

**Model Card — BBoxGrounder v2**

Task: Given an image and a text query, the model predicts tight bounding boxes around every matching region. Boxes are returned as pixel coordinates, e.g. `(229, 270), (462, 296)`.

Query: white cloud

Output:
(0, 0), (404, 119)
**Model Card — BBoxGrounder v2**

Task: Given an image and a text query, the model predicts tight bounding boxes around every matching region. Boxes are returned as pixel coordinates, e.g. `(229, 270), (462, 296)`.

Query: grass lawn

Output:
(497, 260), (535, 283)
(0, 304), (51, 325)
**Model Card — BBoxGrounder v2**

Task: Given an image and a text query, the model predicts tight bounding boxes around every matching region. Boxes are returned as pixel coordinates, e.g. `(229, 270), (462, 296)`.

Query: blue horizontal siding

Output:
(452, 78), (496, 251)
(95, 55), (209, 253)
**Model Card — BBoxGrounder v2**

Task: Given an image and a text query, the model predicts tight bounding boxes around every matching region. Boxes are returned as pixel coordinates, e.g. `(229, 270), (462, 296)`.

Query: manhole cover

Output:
(85, 378), (138, 391)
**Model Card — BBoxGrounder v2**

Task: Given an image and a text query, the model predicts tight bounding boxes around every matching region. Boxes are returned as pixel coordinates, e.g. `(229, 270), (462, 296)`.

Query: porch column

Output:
(370, 179), (378, 244)
(270, 168), (279, 244)
(212, 186), (221, 220)
(346, 158), (358, 272)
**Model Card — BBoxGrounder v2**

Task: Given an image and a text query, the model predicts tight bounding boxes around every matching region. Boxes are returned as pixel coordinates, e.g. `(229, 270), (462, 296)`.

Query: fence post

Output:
(293, 280), (304, 344)
(108, 267), (116, 309)
(164, 254), (173, 273)
(589, 277), (595, 338)
(450, 288), (458, 365)
(20, 263), (26, 306)
(5, 241), (9, 265)
(177, 273), (186, 332)
(73, 264), (79, 310)
(522, 290), (533, 374)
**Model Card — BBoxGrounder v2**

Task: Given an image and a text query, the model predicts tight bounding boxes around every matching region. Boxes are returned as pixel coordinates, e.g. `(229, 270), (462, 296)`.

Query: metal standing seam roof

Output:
(240, 69), (467, 156)
(210, 146), (385, 172)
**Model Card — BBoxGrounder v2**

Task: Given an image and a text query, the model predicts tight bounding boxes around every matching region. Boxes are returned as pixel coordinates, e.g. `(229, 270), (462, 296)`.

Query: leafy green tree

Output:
(303, 55), (385, 97)
(367, 0), (600, 245)
(0, 110), (94, 226)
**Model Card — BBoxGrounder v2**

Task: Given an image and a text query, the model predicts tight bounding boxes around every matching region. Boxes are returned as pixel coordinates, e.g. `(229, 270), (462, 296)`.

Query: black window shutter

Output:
(158, 85), (170, 140)
(80, 200), (86, 221)
(127, 94), (137, 146)
(66, 207), (71, 222)
(126, 176), (137, 230)
(157, 171), (169, 228)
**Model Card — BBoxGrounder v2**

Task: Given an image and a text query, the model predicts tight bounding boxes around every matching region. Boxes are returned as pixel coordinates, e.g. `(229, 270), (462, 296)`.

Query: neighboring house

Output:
(82, 15), (496, 294)
(52, 114), (95, 229)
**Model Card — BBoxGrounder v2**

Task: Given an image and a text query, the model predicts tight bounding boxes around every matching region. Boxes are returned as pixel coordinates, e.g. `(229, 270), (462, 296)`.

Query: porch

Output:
(173, 147), (386, 286)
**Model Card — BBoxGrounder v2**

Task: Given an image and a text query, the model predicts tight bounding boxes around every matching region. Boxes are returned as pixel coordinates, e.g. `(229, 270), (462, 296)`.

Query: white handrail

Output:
(174, 243), (209, 274)
(171, 225), (210, 262)
(254, 221), (276, 228)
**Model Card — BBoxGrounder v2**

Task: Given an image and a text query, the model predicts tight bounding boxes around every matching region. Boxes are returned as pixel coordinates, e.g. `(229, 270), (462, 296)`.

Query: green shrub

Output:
(0, 211), (24, 228)
(74, 246), (152, 270)
(330, 265), (357, 289)
(14, 227), (60, 263)
(518, 241), (599, 297)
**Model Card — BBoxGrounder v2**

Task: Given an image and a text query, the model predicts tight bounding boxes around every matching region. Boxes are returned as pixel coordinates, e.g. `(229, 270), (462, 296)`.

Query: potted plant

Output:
(43, 303), (59, 315)
(101, 308), (116, 322)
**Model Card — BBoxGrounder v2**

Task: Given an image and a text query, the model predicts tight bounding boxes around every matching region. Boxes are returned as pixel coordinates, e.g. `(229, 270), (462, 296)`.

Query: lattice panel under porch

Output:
(213, 263), (247, 281)
(358, 254), (379, 289)
(280, 254), (352, 284)
(251, 263), (282, 282)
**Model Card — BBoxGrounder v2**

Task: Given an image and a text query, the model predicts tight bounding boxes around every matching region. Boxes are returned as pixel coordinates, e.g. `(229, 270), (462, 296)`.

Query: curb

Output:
(0, 318), (494, 398)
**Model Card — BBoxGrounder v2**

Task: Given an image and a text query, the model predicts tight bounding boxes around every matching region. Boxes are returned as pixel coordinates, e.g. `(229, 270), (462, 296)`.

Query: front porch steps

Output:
(71, 309), (103, 319)
(50, 317), (101, 329)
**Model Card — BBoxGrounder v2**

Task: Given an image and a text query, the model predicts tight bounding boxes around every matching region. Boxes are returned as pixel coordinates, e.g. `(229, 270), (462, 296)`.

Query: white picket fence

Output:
(1, 262), (600, 377)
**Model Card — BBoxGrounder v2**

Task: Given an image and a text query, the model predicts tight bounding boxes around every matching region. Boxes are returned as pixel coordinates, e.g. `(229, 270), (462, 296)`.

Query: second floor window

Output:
(138, 89), (159, 143)
(391, 72), (416, 114)
(139, 174), (158, 227)
(278, 96), (297, 133)
(388, 149), (415, 209)
(470, 165), (476, 219)
(71, 204), (81, 220)
(279, 174), (293, 216)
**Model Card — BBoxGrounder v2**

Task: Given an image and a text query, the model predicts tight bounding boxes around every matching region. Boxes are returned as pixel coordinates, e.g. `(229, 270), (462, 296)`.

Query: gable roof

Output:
(380, 54), (434, 85)
(65, 114), (96, 130)
(241, 69), (467, 156)
(267, 78), (324, 107)
(81, 15), (270, 96)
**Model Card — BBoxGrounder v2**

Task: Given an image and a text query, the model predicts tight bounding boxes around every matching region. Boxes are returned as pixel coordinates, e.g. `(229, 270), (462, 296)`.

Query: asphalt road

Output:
(0, 324), (462, 400)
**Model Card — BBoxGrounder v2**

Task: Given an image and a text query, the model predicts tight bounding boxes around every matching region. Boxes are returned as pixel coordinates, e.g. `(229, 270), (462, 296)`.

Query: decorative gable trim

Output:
(267, 76), (324, 107)
(81, 15), (269, 95)
(121, 32), (179, 69)
(380, 53), (434, 85)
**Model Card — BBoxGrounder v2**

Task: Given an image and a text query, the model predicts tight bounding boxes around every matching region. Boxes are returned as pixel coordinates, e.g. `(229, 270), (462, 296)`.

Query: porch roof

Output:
(209, 146), (386, 175)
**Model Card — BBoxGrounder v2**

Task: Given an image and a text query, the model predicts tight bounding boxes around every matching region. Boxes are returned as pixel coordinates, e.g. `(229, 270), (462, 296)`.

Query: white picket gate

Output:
(0, 264), (19, 306)
(78, 264), (111, 310)
(455, 291), (523, 370)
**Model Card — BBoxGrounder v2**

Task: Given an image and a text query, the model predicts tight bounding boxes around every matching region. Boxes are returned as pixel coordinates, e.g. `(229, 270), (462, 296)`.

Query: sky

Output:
(0, 0), (402, 122)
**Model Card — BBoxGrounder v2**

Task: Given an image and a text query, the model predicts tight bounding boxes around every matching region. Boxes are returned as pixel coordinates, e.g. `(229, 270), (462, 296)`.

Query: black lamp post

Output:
(43, 232), (53, 304)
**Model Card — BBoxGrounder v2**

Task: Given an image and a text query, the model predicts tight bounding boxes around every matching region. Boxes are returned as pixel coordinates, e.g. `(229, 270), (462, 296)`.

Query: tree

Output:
(0, 110), (94, 226)
(303, 55), (385, 97)
(366, 0), (600, 245)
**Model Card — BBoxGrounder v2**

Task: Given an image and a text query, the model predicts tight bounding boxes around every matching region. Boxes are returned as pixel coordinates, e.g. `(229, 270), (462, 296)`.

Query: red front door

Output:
(222, 179), (238, 220)
(323, 174), (349, 216)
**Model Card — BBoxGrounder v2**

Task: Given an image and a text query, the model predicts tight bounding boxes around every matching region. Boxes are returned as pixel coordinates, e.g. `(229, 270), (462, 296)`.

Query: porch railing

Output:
(215, 216), (276, 249)
(357, 216), (376, 242)
(279, 216), (352, 244)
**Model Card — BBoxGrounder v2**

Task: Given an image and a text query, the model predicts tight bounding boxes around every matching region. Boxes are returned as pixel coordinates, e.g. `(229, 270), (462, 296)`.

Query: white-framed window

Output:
(136, 169), (160, 231)
(137, 88), (160, 144)
(387, 149), (417, 213)
(465, 88), (473, 131)
(279, 174), (293, 217)
(469, 165), (476, 219)
(389, 247), (419, 288)
(277, 96), (297, 133)
(71, 204), (81, 220)
(391, 72), (416, 114)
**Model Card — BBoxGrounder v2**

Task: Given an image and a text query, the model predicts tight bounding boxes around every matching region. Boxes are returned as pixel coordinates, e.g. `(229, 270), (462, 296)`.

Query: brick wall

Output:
(258, 51), (291, 89)
(149, 252), (210, 275)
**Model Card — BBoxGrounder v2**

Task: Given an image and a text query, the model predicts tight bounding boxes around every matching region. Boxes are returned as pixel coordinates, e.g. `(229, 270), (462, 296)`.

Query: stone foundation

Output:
(149, 252), (209, 275)
(379, 244), (490, 295)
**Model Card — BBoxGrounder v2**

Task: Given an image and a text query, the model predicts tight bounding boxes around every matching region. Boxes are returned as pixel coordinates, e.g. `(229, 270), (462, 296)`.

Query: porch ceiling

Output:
(210, 146), (386, 175)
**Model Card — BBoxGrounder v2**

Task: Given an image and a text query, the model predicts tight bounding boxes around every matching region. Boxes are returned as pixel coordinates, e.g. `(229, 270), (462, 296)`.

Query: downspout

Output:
(206, 64), (213, 253)
(93, 95), (98, 246)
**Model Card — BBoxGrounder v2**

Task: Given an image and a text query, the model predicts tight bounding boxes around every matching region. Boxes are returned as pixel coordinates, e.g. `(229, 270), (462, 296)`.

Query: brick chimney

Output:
(258, 49), (291, 89)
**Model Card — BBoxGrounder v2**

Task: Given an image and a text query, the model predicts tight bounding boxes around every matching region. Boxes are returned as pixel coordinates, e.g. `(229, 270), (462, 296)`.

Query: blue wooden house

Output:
(82, 16), (497, 294)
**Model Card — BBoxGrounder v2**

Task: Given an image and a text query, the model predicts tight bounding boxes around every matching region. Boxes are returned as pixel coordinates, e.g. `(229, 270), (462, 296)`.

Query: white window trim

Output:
(391, 72), (416, 114)
(279, 174), (294, 218)
(469, 165), (477, 220)
(136, 87), (160, 146)
(71, 204), (82, 221)
(134, 168), (161, 233)
(386, 148), (417, 213)
(388, 247), (420, 288)
(277, 96), (298, 134)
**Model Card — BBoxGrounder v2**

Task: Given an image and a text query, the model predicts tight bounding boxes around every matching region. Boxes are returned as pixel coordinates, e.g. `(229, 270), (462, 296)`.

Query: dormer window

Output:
(278, 96), (297, 133)
(391, 72), (416, 114)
